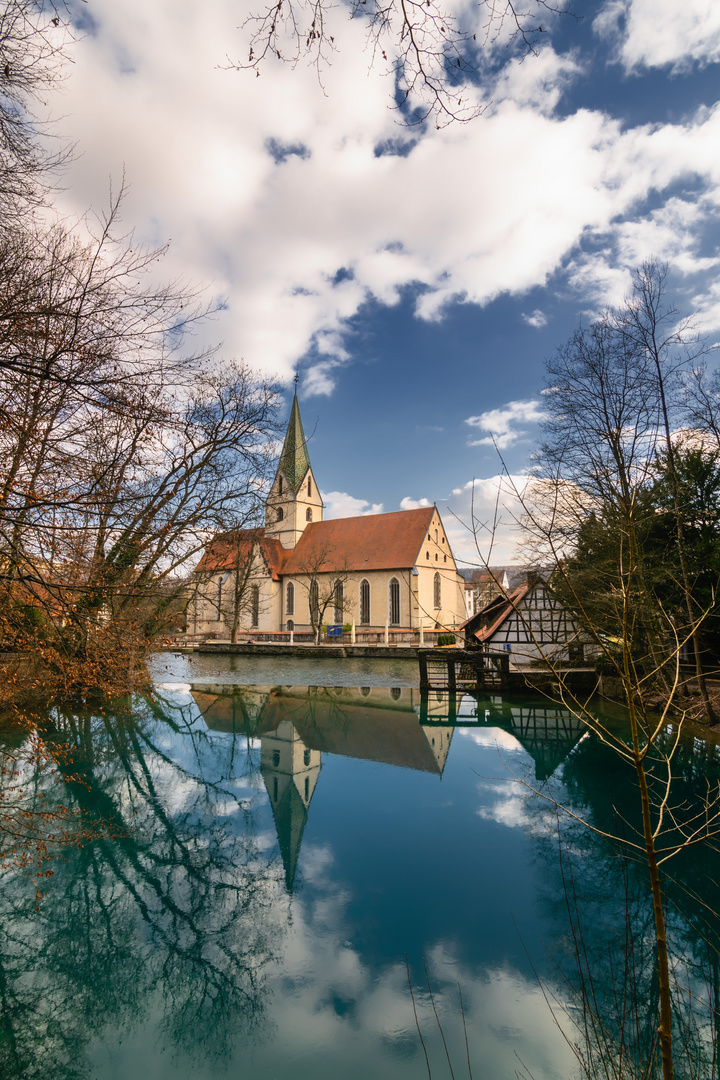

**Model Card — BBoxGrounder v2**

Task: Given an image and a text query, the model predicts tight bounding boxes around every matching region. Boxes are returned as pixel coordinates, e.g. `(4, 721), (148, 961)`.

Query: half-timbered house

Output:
(461, 573), (596, 666)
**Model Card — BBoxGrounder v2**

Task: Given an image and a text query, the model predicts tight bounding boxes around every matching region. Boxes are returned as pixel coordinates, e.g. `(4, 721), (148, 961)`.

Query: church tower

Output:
(265, 389), (323, 549)
(260, 720), (322, 892)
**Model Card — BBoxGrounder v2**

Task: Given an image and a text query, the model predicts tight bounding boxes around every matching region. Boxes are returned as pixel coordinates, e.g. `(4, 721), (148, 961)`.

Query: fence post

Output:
(447, 655), (457, 693)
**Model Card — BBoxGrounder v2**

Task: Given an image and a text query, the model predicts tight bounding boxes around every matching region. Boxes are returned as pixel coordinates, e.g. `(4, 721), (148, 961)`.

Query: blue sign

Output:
(326, 624), (343, 637)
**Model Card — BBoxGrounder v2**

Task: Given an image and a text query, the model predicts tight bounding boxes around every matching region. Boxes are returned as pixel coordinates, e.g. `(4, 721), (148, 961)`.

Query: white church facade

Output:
(190, 393), (466, 637)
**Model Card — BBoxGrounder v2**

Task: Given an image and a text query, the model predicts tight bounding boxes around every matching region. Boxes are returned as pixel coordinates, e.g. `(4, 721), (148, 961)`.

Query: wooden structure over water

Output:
(418, 648), (511, 692)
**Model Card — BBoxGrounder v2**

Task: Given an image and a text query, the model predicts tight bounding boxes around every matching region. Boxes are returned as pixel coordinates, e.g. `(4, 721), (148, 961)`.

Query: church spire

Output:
(279, 387), (311, 494)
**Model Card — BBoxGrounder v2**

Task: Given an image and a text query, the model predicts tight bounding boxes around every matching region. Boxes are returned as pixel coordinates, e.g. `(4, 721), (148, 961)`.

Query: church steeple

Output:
(279, 391), (311, 494)
(260, 720), (322, 893)
(265, 383), (323, 549)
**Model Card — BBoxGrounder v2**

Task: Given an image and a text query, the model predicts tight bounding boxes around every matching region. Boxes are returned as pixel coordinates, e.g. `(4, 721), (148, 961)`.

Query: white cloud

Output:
(322, 491), (384, 518)
(522, 309), (548, 328)
(596, 0), (720, 71)
(43, 3), (720, 391)
(465, 399), (547, 449)
(442, 474), (533, 564)
(399, 496), (431, 510)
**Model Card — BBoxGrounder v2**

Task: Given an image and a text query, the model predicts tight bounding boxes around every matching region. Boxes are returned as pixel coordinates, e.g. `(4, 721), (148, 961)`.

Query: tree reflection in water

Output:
(0, 694), (282, 1080)
(0, 681), (718, 1080)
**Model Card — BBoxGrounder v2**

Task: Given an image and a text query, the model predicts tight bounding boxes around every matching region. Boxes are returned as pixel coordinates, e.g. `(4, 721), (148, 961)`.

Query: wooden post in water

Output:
(447, 655), (457, 693)
(418, 652), (429, 691)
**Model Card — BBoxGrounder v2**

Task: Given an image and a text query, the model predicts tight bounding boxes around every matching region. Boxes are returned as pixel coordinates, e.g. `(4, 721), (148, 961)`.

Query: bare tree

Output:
(0, 0), (71, 219)
(236, 0), (568, 125)
(0, 196), (281, 692)
(488, 281), (720, 1080)
(290, 543), (353, 643)
(614, 261), (717, 720)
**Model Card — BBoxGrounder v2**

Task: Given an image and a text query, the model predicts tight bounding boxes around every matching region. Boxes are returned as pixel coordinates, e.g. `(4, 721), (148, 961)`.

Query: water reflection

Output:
(0, 671), (718, 1080)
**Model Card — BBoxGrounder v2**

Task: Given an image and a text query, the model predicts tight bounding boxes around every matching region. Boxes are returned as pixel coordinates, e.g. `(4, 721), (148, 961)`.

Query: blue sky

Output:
(49, 0), (720, 561)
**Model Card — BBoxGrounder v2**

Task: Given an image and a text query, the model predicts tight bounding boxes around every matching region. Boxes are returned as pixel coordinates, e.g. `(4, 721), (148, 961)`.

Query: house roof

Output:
(195, 529), (286, 581)
(461, 581), (532, 642)
(281, 506), (436, 574)
(279, 393), (311, 493)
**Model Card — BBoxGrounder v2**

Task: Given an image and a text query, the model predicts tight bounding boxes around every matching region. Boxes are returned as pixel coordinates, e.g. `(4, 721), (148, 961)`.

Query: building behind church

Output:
(189, 393), (466, 637)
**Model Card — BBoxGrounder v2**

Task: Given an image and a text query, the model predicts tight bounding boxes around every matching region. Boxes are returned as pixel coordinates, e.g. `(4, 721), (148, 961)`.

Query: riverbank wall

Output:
(167, 640), (599, 695)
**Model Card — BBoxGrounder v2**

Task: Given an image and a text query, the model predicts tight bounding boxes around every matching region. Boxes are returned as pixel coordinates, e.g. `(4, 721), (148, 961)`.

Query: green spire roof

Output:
(279, 393), (311, 493)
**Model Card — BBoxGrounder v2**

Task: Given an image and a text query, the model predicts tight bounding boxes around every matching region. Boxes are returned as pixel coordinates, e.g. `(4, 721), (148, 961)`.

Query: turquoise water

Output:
(1, 652), (718, 1079)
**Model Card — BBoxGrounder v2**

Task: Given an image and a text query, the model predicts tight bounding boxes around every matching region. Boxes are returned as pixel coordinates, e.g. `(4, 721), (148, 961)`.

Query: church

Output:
(190, 392), (467, 637)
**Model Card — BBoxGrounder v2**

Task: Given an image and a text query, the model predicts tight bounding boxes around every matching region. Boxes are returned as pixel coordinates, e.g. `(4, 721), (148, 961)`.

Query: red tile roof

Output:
(195, 529), (286, 580)
(281, 506), (436, 574)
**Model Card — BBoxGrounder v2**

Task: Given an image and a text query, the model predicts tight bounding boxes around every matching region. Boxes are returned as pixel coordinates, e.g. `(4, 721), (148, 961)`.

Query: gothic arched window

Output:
(276, 507), (284, 522)
(308, 477), (312, 497)
(433, 572), (441, 610)
(306, 507), (312, 521)
(389, 578), (400, 625)
(333, 580), (344, 624)
(278, 475), (283, 495)
(286, 581), (294, 615)
(217, 572), (230, 616)
(359, 579), (370, 625)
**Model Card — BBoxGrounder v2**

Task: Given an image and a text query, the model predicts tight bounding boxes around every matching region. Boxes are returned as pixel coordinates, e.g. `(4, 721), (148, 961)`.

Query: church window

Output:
(304, 749), (311, 766)
(308, 477), (312, 497)
(389, 578), (400, 625)
(306, 507), (312, 521)
(359, 579), (370, 625)
(251, 585), (260, 626)
(273, 750), (280, 767)
(390, 687), (401, 700)
(304, 776), (309, 801)
(426, 551), (429, 560)
(276, 507), (284, 522)
(444, 555), (447, 563)
(286, 581), (294, 615)
(273, 777), (278, 802)
(286, 619), (294, 632)
(310, 580), (319, 625)
(278, 475), (283, 495)
(434, 572), (441, 609)
(217, 572), (230, 616)
(361, 686), (371, 696)
(434, 529), (438, 544)
(333, 580), (344, 623)
(435, 553), (438, 560)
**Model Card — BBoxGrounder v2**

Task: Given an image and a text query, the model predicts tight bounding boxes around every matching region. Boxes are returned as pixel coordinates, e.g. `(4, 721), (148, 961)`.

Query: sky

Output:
(43, 0), (720, 563)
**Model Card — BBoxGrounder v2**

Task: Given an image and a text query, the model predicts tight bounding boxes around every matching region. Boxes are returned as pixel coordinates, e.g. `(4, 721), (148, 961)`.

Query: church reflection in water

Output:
(191, 683), (586, 890)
